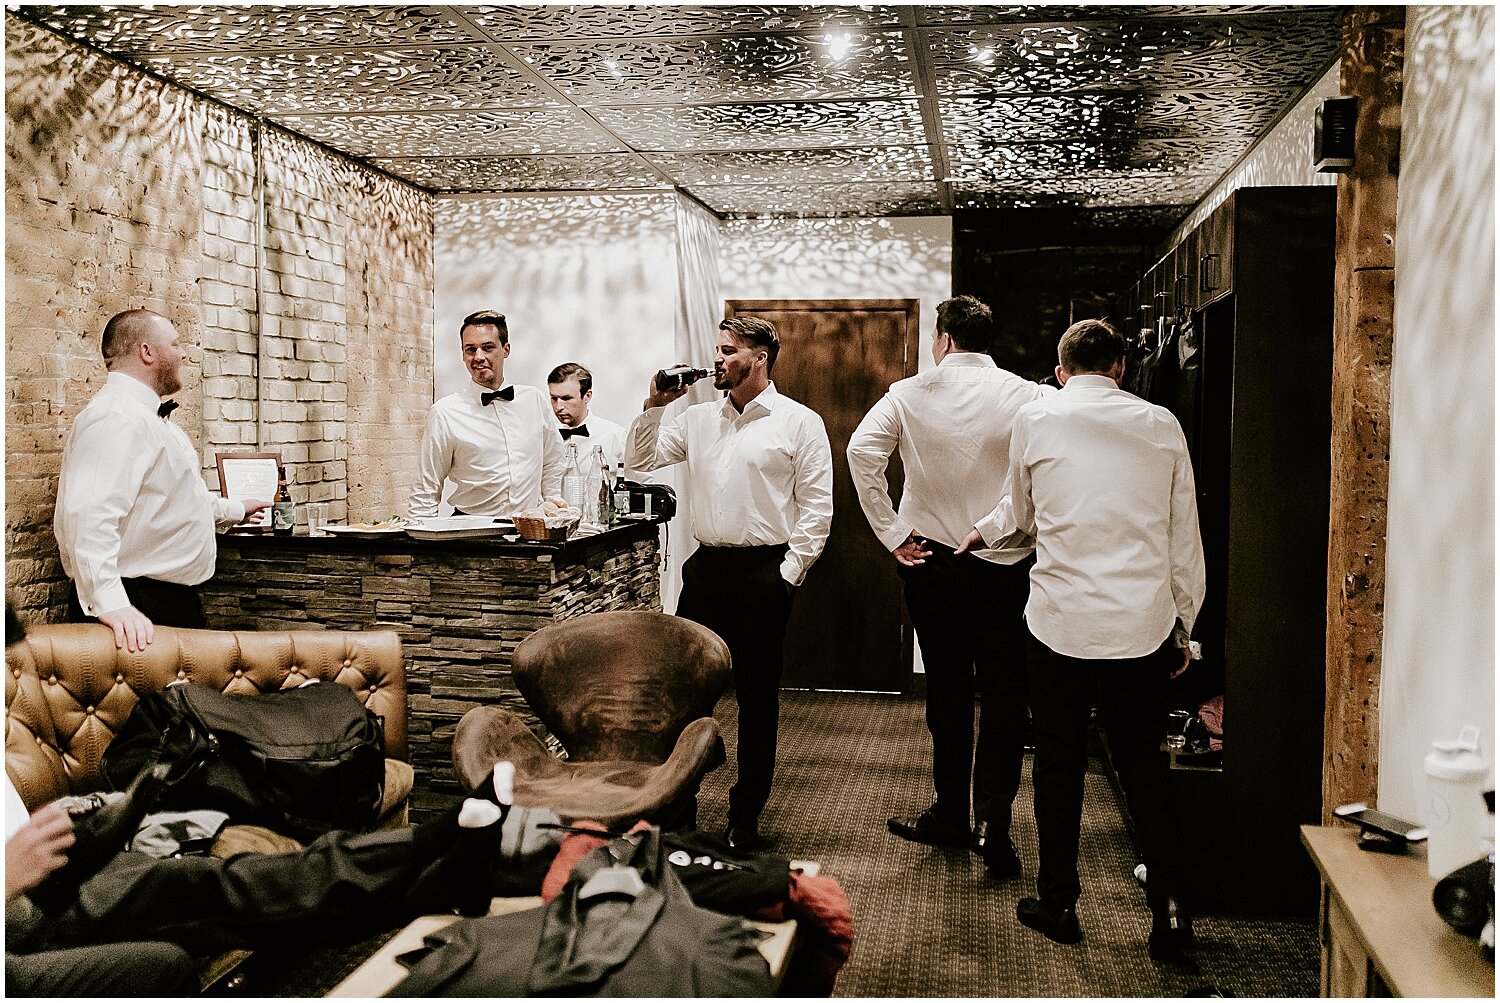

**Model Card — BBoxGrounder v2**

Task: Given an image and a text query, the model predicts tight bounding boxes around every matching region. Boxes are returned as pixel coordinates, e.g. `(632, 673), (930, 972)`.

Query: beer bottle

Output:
(272, 466), (296, 536)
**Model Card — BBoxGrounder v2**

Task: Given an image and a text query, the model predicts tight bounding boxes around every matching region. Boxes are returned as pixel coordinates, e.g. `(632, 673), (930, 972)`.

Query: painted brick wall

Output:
(4, 19), (434, 624)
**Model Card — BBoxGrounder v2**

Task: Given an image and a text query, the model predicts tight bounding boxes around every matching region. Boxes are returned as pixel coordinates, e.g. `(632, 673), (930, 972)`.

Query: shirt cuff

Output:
(974, 512), (1007, 549)
(87, 581), (131, 618)
(780, 555), (806, 587)
(876, 520), (914, 554)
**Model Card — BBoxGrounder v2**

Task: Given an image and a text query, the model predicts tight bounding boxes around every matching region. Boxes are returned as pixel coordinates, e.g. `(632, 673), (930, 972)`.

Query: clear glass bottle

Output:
(561, 441), (587, 513)
(596, 447), (615, 525)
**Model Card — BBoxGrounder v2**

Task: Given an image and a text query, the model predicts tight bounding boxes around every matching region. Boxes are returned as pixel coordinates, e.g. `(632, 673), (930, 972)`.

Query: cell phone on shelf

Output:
(1334, 802), (1428, 843)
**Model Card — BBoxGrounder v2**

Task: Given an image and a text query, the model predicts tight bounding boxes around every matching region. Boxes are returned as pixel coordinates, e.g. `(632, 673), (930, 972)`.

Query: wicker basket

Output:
(514, 516), (575, 541)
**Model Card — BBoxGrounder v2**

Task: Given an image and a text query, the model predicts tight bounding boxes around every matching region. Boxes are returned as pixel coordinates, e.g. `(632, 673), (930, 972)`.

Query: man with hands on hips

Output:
(626, 317), (834, 851)
(54, 309), (270, 652)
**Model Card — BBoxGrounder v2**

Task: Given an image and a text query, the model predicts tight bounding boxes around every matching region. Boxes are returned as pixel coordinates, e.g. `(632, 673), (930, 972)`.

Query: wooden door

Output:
(724, 299), (919, 693)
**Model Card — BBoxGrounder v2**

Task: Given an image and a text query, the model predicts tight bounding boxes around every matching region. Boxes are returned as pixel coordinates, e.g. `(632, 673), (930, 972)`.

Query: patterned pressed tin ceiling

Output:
(12, 4), (1345, 220)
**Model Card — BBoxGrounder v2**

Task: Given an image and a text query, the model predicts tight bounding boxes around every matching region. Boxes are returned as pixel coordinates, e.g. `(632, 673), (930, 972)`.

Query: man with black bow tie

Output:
(410, 310), (563, 520)
(54, 309), (271, 651)
(547, 362), (645, 482)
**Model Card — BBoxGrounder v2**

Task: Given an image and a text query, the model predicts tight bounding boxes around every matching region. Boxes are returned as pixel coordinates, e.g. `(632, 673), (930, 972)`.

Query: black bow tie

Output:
(559, 425), (590, 440)
(480, 386), (515, 406)
(157, 400), (179, 419)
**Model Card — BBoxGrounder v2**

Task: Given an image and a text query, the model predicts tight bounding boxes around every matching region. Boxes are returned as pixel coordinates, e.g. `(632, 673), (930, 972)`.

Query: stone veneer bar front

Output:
(202, 520), (663, 820)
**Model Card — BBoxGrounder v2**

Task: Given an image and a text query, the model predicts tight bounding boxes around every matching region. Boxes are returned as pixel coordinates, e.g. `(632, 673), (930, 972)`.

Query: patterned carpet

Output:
(696, 690), (1320, 999)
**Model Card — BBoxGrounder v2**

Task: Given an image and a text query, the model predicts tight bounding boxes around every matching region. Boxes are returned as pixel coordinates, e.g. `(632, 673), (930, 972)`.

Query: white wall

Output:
(720, 216), (953, 370)
(1166, 61), (1341, 247)
(1380, 5), (1496, 815)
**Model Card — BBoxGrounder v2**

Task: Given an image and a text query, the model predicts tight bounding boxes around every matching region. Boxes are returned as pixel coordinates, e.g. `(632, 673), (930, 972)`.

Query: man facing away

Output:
(546, 361), (641, 481)
(625, 317), (834, 851)
(960, 318), (1206, 959)
(409, 310), (563, 519)
(54, 309), (271, 652)
(846, 294), (1052, 876)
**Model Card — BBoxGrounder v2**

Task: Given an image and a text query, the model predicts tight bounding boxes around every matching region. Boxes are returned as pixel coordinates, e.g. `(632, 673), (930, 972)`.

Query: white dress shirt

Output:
(410, 382), (565, 518)
(55, 372), (247, 617)
(847, 352), (1054, 564)
(557, 411), (629, 479)
(626, 382), (834, 586)
(979, 374), (1206, 659)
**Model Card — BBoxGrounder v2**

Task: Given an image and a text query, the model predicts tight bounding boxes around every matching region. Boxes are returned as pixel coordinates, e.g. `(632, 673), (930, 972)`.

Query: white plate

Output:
(321, 524), (408, 539)
(406, 516), (514, 541)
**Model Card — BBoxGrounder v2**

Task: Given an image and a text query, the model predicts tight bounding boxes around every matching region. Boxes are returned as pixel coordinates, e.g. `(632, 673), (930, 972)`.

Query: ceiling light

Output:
(969, 45), (995, 65)
(824, 32), (854, 62)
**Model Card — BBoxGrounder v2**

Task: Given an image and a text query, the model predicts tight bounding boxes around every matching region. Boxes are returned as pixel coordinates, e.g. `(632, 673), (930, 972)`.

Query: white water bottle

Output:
(1424, 725), (1492, 877)
(561, 442), (587, 512)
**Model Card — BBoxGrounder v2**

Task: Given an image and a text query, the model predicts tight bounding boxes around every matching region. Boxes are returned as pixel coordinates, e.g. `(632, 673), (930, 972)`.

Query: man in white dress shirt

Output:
(54, 309), (270, 652)
(960, 318), (1206, 958)
(410, 310), (564, 519)
(626, 316), (834, 850)
(847, 295), (1051, 875)
(547, 362), (637, 480)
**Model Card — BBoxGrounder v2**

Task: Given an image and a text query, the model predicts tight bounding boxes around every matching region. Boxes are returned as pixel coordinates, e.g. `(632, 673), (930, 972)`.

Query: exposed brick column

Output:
(1324, 6), (1404, 821)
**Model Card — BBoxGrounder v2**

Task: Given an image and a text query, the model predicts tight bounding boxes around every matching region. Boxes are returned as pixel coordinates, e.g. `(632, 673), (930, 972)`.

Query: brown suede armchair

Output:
(452, 610), (731, 828)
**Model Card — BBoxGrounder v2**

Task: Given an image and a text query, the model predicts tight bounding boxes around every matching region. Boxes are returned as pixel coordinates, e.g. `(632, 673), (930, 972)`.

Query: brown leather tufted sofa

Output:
(5, 623), (412, 826)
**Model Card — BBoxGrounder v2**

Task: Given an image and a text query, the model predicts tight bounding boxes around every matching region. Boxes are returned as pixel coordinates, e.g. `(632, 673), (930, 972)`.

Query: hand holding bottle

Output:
(644, 364), (708, 409)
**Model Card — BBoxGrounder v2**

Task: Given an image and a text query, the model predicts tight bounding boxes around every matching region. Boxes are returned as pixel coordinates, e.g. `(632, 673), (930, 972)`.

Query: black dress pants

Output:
(898, 544), (1031, 831)
(1026, 631), (1182, 913)
(675, 544), (794, 827)
(5, 940), (196, 997)
(67, 577), (205, 629)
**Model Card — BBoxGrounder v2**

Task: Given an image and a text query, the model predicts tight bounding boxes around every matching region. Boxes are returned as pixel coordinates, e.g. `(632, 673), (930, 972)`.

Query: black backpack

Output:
(102, 681), (386, 841)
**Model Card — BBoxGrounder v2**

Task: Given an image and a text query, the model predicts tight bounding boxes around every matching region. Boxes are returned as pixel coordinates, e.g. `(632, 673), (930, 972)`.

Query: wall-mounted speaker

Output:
(1314, 97), (1358, 172)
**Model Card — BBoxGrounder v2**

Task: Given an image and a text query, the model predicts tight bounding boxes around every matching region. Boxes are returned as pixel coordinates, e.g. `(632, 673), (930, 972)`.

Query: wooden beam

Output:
(1324, 6), (1405, 822)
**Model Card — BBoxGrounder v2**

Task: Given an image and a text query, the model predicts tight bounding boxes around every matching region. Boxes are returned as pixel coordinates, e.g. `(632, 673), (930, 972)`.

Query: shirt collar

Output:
(720, 380), (778, 419)
(937, 352), (998, 369)
(1062, 374), (1120, 392)
(107, 370), (166, 412)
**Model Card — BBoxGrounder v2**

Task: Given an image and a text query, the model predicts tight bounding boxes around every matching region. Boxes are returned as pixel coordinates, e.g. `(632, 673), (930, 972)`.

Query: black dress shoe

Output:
(724, 822), (764, 852)
(970, 821), (1022, 875)
(1016, 896), (1083, 944)
(887, 807), (971, 849)
(1148, 897), (1196, 960)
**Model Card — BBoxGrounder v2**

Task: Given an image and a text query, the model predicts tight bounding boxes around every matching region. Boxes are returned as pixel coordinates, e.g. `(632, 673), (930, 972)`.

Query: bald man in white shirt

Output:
(961, 318), (1206, 959)
(627, 316), (834, 851)
(54, 309), (271, 652)
(410, 310), (564, 519)
(848, 295), (1052, 875)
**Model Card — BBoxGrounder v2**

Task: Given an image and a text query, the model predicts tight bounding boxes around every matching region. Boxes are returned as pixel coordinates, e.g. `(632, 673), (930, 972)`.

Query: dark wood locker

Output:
(1116, 186), (1336, 915)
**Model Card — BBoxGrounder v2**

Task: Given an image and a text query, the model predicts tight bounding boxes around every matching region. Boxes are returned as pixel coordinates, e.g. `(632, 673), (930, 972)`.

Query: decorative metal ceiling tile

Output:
(954, 173), (1213, 209)
(371, 154), (665, 192)
(695, 182), (944, 217)
(918, 6), (1327, 27)
(277, 109), (621, 158)
(650, 145), (933, 186)
(16, 5), (477, 54)
(929, 12), (1343, 95)
(939, 89), (1300, 144)
(947, 139), (1247, 181)
(462, 5), (907, 40)
(136, 47), (556, 115)
(512, 30), (914, 104)
(594, 100), (927, 151)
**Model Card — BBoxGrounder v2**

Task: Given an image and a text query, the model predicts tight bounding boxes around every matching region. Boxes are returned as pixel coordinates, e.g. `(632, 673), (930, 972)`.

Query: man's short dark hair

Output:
(460, 310), (508, 345)
(936, 295), (993, 353)
(547, 362), (592, 395)
(101, 308), (167, 364)
(1057, 318), (1127, 375)
(719, 316), (780, 373)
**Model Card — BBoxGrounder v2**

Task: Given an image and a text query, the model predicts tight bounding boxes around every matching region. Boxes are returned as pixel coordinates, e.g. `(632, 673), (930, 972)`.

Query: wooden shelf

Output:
(1301, 825), (1494, 997)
